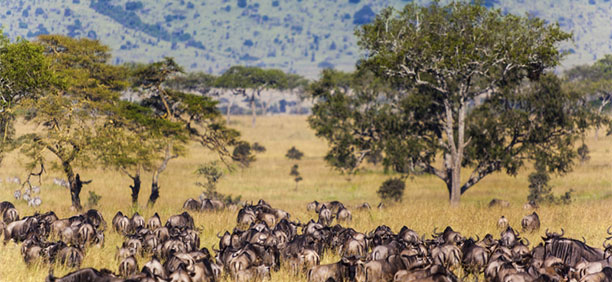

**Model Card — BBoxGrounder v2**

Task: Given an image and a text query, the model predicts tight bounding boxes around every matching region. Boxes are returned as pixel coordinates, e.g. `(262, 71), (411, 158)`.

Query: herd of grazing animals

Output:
(2, 199), (612, 281)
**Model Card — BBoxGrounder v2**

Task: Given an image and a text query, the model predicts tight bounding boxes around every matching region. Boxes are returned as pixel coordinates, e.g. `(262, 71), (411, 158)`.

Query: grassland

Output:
(0, 115), (611, 281)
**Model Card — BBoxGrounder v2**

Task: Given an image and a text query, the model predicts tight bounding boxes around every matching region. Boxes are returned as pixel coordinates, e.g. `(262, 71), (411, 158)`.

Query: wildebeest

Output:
(119, 256), (139, 278)
(497, 215), (509, 230)
(45, 268), (123, 282)
(307, 256), (363, 282)
(3, 207), (19, 224)
(489, 198), (510, 208)
(521, 212), (540, 233)
(0, 201), (15, 216)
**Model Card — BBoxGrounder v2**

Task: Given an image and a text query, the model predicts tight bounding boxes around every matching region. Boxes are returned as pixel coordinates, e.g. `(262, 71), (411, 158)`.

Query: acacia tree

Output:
(216, 66), (287, 127)
(309, 2), (593, 205)
(132, 58), (239, 206)
(0, 33), (55, 165)
(95, 101), (184, 205)
(18, 35), (127, 210)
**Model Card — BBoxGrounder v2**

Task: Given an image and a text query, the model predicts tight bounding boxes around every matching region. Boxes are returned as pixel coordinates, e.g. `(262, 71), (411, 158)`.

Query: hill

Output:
(0, 0), (611, 78)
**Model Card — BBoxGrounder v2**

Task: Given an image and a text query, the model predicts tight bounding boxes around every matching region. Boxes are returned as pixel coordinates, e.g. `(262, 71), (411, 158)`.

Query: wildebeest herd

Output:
(2, 199), (612, 281)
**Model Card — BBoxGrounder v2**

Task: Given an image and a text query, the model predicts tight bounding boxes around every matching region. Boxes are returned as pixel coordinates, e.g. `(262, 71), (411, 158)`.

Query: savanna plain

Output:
(0, 115), (611, 281)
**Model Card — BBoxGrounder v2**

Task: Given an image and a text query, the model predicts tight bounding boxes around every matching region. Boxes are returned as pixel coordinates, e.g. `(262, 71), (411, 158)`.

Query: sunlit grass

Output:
(0, 115), (611, 281)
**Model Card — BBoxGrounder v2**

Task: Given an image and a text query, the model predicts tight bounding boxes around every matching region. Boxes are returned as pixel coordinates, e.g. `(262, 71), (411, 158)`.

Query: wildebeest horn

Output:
(607, 225), (612, 235)
(545, 228), (551, 237)
(433, 227), (441, 236)
(522, 237), (530, 246)
(475, 235), (480, 242)
(582, 236), (587, 244)
(560, 228), (565, 237)
(216, 232), (223, 239)
(603, 238), (612, 249)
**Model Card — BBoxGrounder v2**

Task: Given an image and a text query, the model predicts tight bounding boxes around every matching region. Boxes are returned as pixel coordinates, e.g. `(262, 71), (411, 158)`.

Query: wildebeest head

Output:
(84, 209), (106, 231)
(500, 226), (520, 247)
(3, 207), (19, 223)
(521, 212), (541, 233)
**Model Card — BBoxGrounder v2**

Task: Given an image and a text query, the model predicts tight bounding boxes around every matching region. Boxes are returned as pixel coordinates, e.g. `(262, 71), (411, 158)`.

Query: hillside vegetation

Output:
(1, 0), (611, 78)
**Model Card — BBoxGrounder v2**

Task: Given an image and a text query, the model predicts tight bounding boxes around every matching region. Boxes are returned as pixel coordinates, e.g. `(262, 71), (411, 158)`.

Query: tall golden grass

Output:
(0, 115), (611, 281)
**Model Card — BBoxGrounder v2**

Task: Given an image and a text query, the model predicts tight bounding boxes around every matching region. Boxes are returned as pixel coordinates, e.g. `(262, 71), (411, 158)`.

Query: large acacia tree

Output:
(309, 2), (593, 205)
(19, 35), (127, 210)
(130, 58), (239, 206)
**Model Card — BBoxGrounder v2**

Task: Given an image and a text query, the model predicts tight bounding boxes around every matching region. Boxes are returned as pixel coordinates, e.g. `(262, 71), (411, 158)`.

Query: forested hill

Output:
(0, 0), (610, 78)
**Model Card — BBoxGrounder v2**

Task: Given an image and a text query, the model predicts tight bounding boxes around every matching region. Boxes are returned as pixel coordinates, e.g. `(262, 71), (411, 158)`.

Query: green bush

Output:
(377, 178), (405, 202)
(286, 146), (304, 160)
(232, 141), (255, 167)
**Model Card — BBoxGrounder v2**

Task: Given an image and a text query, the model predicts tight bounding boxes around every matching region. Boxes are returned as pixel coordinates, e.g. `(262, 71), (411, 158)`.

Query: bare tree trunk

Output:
(443, 98), (467, 207)
(251, 95), (256, 128)
(62, 161), (82, 211)
(226, 98), (233, 124)
(148, 144), (177, 207)
(129, 170), (141, 205)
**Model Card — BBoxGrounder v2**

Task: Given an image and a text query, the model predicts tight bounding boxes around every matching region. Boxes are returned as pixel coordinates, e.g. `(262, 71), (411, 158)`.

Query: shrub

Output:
(232, 141), (255, 167)
(577, 143), (590, 164)
(196, 161), (241, 205)
(87, 191), (101, 207)
(377, 178), (405, 202)
(290, 164), (303, 190)
(286, 146), (304, 160)
(252, 142), (266, 153)
(527, 166), (573, 205)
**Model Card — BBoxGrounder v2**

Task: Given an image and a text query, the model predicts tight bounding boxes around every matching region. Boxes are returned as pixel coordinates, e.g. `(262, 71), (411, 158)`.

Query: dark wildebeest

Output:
(543, 229), (606, 268)
(166, 212), (195, 230)
(45, 268), (123, 282)
(307, 256), (363, 282)
(521, 212), (540, 233)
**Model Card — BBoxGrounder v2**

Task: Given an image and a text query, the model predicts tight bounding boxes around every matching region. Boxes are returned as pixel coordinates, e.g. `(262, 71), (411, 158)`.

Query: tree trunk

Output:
(226, 98), (233, 124)
(129, 173), (141, 205)
(442, 98), (467, 207)
(148, 143), (177, 207)
(62, 161), (83, 211)
(148, 181), (160, 206)
(251, 95), (256, 128)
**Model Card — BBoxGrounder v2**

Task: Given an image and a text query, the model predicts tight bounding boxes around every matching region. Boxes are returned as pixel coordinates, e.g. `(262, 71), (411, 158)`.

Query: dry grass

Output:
(0, 115), (611, 281)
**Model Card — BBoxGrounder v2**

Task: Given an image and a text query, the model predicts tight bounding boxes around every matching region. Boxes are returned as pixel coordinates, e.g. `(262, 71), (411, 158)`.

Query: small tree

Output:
(286, 146), (304, 160)
(252, 142), (266, 153)
(290, 164), (303, 190)
(377, 178), (405, 202)
(527, 167), (553, 204)
(196, 161), (224, 197)
(527, 163), (573, 205)
(232, 141), (255, 168)
(577, 143), (590, 164)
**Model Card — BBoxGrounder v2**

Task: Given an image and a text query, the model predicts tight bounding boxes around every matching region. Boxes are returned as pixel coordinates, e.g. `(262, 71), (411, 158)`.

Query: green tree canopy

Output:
(18, 34), (127, 210)
(0, 32), (56, 163)
(309, 2), (592, 205)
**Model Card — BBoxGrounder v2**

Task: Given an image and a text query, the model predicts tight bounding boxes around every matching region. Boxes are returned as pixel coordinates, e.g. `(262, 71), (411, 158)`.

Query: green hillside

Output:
(0, 0), (610, 78)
